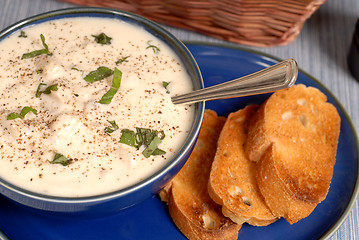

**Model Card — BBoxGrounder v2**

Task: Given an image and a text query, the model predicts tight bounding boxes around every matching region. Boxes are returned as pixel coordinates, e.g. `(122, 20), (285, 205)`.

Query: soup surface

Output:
(0, 17), (194, 197)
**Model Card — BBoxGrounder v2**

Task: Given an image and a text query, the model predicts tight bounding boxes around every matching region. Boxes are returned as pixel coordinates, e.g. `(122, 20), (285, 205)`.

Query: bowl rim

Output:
(0, 7), (205, 204)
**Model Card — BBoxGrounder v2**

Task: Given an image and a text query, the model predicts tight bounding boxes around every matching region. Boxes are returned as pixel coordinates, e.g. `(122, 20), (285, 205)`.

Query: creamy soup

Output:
(0, 17), (194, 197)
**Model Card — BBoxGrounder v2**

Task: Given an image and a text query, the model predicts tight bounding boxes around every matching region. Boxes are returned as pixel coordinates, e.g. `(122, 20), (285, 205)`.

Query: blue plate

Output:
(0, 43), (358, 240)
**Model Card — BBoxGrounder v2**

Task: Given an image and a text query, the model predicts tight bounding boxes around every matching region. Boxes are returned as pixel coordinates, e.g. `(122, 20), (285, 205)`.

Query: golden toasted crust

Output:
(256, 146), (317, 224)
(161, 109), (241, 240)
(245, 84), (341, 223)
(208, 105), (277, 226)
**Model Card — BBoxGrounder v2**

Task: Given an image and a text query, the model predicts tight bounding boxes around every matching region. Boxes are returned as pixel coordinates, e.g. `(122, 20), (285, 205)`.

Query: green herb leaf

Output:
(7, 106), (37, 120)
(21, 34), (52, 59)
(119, 127), (166, 157)
(152, 148), (166, 156)
(6, 113), (22, 120)
(119, 129), (136, 147)
(146, 40), (160, 54)
(42, 84), (58, 94)
(36, 83), (58, 98)
(99, 88), (118, 104)
(115, 56), (130, 65)
(162, 81), (170, 94)
(71, 67), (82, 72)
(104, 120), (119, 135)
(99, 68), (122, 104)
(21, 49), (49, 59)
(92, 33), (112, 45)
(18, 31), (27, 38)
(49, 153), (70, 166)
(71, 67), (84, 76)
(36, 69), (43, 74)
(142, 136), (162, 158)
(84, 66), (113, 83)
(74, 93), (79, 97)
(20, 107), (37, 117)
(159, 130), (165, 140)
(36, 83), (46, 98)
(135, 128), (157, 147)
(40, 34), (50, 52)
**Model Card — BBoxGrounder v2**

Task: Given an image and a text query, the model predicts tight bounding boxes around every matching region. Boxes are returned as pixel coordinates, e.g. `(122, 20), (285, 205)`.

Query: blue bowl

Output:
(0, 7), (204, 217)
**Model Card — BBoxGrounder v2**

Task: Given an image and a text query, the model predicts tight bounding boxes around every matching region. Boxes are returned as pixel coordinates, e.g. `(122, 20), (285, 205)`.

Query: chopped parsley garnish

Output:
(91, 33), (112, 45)
(71, 67), (84, 76)
(7, 106), (37, 120)
(119, 129), (136, 147)
(83, 66), (113, 83)
(119, 127), (166, 158)
(115, 56), (130, 65)
(21, 34), (52, 59)
(49, 153), (70, 166)
(35, 83), (58, 98)
(162, 81), (170, 94)
(104, 120), (119, 135)
(36, 69), (43, 74)
(18, 31), (27, 38)
(146, 40), (160, 54)
(142, 136), (162, 158)
(71, 67), (82, 72)
(136, 128), (165, 146)
(151, 148), (166, 156)
(83, 67), (121, 103)
(74, 93), (79, 97)
(99, 67), (122, 104)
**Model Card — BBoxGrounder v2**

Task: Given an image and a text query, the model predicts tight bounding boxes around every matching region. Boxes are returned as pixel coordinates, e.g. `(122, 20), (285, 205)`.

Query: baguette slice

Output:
(160, 109), (241, 240)
(208, 105), (277, 226)
(245, 84), (341, 224)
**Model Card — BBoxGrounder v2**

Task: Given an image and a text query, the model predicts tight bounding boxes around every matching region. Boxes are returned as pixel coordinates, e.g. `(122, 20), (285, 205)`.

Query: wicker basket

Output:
(59, 0), (326, 47)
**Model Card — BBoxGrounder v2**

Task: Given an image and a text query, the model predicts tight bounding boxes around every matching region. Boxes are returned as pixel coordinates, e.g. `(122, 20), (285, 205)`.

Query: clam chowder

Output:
(0, 17), (194, 197)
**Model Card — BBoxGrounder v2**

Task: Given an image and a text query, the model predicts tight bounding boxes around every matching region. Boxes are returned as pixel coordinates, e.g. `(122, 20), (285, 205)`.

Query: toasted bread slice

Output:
(158, 183), (172, 203)
(208, 105), (277, 226)
(255, 145), (318, 224)
(160, 109), (241, 240)
(245, 84), (341, 224)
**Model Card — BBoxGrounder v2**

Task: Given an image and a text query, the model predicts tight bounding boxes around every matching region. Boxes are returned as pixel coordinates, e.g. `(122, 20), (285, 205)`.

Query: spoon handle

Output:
(172, 58), (298, 105)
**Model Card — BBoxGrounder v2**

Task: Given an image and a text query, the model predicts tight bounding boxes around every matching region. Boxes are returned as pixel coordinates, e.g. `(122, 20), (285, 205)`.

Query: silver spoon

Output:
(171, 58), (298, 105)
